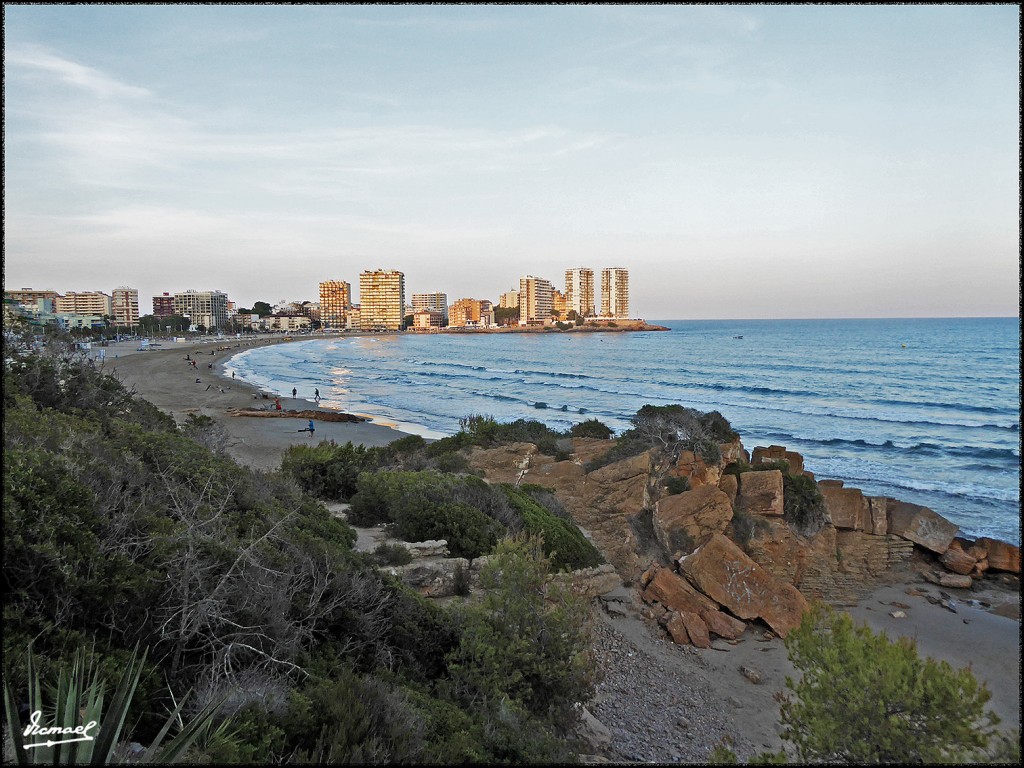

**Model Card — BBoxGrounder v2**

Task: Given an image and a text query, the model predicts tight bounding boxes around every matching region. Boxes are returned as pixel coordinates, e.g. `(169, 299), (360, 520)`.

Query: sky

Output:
(3, 4), (1020, 319)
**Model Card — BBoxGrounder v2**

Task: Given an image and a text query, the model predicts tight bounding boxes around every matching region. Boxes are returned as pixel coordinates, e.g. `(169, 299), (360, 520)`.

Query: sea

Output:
(227, 318), (1021, 546)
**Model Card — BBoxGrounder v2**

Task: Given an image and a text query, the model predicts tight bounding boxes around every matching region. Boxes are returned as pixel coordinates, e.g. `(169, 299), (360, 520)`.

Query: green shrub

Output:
(348, 472), (504, 558)
(499, 486), (603, 571)
(782, 473), (827, 536)
(445, 535), (594, 732)
(369, 542), (413, 566)
(665, 476), (690, 495)
(281, 441), (382, 500)
(569, 418), (613, 440)
(780, 603), (999, 763)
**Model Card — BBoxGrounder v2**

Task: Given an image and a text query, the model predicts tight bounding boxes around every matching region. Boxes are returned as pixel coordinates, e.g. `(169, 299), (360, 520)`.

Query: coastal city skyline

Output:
(4, 264), (632, 331)
(3, 5), (1019, 319)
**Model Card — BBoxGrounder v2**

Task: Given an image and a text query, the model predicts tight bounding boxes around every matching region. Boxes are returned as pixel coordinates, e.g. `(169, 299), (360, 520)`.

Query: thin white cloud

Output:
(6, 46), (152, 99)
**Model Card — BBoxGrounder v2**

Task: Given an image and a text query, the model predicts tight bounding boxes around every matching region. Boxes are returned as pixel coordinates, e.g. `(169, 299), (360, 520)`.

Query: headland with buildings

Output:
(4, 266), (669, 336)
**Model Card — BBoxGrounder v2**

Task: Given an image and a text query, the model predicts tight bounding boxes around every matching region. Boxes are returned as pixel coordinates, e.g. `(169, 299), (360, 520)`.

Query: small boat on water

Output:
(733, 335), (744, 339)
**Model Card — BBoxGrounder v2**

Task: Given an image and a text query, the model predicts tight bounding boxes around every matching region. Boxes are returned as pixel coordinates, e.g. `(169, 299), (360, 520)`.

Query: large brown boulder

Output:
(886, 500), (958, 554)
(820, 484), (869, 531)
(974, 538), (1021, 574)
(751, 445), (805, 475)
(737, 470), (784, 516)
(939, 545), (977, 576)
(678, 534), (809, 637)
(641, 566), (719, 615)
(641, 567), (747, 642)
(466, 443), (544, 484)
(653, 485), (733, 555)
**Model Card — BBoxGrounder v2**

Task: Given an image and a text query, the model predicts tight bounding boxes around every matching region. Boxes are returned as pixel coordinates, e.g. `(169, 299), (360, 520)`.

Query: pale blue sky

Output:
(3, 4), (1019, 318)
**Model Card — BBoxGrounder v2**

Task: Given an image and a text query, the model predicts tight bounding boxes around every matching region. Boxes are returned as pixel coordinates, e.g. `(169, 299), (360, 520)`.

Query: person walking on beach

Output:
(292, 387), (297, 398)
(314, 388), (321, 403)
(275, 397), (282, 411)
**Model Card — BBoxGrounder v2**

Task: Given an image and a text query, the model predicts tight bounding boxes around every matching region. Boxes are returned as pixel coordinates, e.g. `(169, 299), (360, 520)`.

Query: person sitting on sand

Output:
(274, 397), (282, 411)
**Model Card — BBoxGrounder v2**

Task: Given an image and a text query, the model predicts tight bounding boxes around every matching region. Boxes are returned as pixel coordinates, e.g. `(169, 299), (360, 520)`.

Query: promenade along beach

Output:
(107, 318), (1021, 751)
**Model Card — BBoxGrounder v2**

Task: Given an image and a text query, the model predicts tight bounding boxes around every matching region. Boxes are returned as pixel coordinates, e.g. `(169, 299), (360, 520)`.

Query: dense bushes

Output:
(3, 333), (594, 763)
(348, 471), (504, 558)
(347, 471), (600, 569)
(500, 486), (603, 571)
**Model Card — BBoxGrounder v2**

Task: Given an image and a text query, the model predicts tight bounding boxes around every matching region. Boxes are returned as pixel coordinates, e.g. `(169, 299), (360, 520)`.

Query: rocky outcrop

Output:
(677, 534), (809, 637)
(819, 482), (869, 531)
(736, 470), (784, 516)
(640, 566), (748, 646)
(653, 485), (733, 555)
(751, 445), (805, 475)
(886, 499), (959, 554)
(974, 537), (1021, 574)
(468, 444), (651, 580)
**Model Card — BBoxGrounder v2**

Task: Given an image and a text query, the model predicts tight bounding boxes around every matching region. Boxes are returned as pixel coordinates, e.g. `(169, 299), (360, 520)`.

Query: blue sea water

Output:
(228, 318), (1021, 545)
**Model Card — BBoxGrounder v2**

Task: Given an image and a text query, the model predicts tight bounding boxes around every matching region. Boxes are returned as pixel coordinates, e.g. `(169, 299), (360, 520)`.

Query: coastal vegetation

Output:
(712, 603), (1012, 764)
(2, 330), (596, 763)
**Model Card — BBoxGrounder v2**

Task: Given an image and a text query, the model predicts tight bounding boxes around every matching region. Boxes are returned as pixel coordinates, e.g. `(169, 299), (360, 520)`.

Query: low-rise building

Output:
(449, 298), (494, 328)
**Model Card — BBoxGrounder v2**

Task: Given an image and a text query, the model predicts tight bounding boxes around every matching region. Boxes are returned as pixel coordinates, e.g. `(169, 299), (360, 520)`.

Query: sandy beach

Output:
(103, 335), (1020, 754)
(105, 335), (414, 471)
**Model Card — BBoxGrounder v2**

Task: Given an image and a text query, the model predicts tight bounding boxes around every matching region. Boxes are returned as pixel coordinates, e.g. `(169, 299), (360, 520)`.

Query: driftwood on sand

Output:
(226, 408), (365, 423)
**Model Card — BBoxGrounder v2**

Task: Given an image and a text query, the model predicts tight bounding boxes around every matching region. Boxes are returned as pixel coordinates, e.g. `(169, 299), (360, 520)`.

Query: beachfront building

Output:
(4, 289), (60, 310)
(601, 268), (630, 319)
(412, 310), (443, 330)
(359, 270), (406, 331)
(449, 298), (494, 328)
(55, 291), (113, 318)
(518, 276), (554, 325)
(319, 280), (352, 330)
(412, 292), (448, 325)
(565, 268), (596, 318)
(173, 289), (229, 331)
(152, 292), (175, 318)
(264, 314), (312, 332)
(111, 287), (140, 327)
(551, 289), (567, 320)
(346, 307), (361, 330)
(498, 289), (520, 308)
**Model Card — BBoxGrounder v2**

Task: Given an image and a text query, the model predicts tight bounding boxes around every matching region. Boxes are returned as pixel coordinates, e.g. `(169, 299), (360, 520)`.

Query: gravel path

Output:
(584, 606), (762, 763)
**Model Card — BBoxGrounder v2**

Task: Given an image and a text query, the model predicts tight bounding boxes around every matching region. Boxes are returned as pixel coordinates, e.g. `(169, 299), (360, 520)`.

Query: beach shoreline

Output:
(104, 334), (1020, 751)
(106, 334), (415, 471)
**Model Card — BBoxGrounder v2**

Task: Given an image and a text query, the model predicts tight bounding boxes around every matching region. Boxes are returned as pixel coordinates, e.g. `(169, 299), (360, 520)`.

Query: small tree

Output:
(778, 603), (999, 764)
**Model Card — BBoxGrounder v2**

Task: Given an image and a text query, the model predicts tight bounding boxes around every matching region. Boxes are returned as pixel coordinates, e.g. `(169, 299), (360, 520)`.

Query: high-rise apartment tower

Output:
(565, 268), (596, 318)
(359, 270), (406, 331)
(518, 276), (553, 324)
(111, 287), (140, 326)
(600, 268), (629, 319)
(319, 280), (352, 330)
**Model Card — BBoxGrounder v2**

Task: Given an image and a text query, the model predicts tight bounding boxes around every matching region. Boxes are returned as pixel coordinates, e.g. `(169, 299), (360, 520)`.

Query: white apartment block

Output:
(412, 292), (449, 323)
(264, 314), (312, 332)
(600, 268), (630, 319)
(565, 268), (596, 318)
(55, 291), (113, 317)
(359, 270), (406, 330)
(518, 276), (553, 325)
(173, 290), (229, 331)
(111, 287), (140, 326)
(319, 280), (351, 330)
